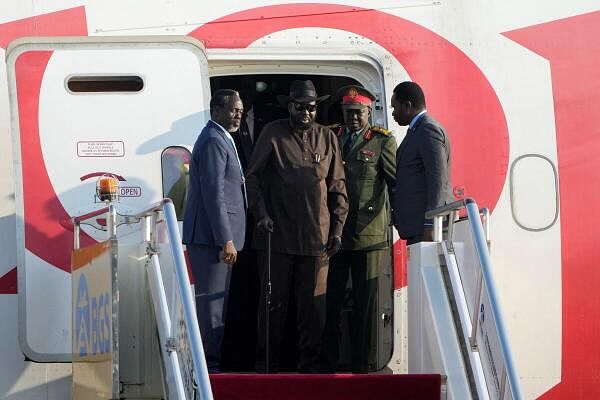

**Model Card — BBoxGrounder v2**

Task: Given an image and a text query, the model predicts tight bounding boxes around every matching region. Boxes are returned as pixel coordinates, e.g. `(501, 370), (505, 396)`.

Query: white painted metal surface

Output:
(148, 254), (188, 400)
(1, 1), (599, 398)
(6, 37), (210, 361)
(408, 242), (471, 400)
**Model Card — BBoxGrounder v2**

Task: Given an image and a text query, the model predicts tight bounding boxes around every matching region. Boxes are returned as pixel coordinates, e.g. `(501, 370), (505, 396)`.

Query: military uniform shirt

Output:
(338, 124), (397, 250)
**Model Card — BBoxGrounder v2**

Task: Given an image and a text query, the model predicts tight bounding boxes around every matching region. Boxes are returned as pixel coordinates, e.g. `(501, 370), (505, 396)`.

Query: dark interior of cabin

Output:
(162, 74), (392, 373)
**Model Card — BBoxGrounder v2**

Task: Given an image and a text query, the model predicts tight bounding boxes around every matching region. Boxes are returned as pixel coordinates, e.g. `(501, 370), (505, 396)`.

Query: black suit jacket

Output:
(393, 113), (453, 239)
(232, 124), (254, 173)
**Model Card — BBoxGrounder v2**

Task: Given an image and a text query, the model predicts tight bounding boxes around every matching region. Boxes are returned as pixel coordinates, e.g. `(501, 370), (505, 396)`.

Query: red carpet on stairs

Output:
(210, 373), (441, 400)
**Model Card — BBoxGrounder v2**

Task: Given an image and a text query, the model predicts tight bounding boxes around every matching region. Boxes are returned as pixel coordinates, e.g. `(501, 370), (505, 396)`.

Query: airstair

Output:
(72, 200), (212, 400)
(69, 198), (521, 400)
(407, 199), (523, 400)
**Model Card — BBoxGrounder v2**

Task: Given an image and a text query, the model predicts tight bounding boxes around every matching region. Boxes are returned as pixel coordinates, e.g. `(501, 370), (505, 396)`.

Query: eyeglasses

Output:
(292, 102), (317, 113)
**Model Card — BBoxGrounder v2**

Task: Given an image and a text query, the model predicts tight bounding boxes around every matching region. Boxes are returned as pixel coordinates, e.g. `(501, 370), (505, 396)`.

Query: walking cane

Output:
(265, 230), (272, 374)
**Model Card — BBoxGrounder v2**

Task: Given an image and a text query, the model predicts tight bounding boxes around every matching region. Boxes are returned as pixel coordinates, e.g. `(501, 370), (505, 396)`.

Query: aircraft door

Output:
(6, 37), (210, 361)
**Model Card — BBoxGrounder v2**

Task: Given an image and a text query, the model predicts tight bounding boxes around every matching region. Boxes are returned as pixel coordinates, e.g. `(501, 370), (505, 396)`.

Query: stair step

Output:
(210, 373), (441, 400)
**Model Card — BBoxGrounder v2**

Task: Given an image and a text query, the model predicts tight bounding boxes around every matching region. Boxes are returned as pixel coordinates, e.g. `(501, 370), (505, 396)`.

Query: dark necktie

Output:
(344, 132), (358, 155)
(224, 134), (247, 208)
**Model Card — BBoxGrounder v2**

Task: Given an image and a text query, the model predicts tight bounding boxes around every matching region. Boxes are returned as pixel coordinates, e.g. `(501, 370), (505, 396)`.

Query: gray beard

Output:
(291, 118), (312, 131)
(296, 121), (311, 130)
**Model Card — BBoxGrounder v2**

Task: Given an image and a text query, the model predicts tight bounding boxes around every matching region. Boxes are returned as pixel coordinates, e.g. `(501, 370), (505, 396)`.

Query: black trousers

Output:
(220, 246), (259, 371)
(222, 216), (259, 371)
(255, 251), (328, 373)
(322, 249), (386, 373)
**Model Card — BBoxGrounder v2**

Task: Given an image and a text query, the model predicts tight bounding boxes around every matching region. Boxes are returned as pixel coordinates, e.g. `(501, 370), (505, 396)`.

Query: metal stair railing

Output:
(426, 198), (522, 400)
(134, 199), (213, 400)
(73, 199), (213, 400)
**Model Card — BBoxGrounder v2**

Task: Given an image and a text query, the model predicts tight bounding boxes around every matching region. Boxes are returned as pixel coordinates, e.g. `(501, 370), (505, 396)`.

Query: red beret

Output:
(339, 86), (376, 109)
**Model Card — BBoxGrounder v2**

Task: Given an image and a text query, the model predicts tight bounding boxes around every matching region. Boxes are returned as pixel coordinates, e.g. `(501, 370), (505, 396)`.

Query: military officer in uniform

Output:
(322, 86), (396, 373)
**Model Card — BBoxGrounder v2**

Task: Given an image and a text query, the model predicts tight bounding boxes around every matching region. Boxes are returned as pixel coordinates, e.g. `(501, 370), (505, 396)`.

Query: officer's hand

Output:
(257, 216), (274, 233)
(326, 235), (342, 257)
(222, 240), (237, 265)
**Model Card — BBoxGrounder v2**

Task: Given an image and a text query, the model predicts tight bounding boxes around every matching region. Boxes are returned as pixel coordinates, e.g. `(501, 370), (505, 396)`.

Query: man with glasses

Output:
(322, 85), (396, 373)
(245, 80), (348, 373)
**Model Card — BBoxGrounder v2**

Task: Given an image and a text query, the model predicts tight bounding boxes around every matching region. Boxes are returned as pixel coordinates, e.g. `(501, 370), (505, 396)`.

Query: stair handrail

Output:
(73, 199), (213, 399)
(425, 198), (522, 400)
(133, 199), (213, 400)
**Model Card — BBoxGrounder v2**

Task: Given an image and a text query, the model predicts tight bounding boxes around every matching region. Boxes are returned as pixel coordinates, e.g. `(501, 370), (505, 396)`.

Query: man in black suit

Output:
(391, 81), (453, 245)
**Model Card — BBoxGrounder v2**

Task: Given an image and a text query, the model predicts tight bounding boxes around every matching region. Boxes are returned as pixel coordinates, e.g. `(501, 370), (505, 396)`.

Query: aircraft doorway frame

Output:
(206, 50), (398, 372)
(207, 49), (389, 127)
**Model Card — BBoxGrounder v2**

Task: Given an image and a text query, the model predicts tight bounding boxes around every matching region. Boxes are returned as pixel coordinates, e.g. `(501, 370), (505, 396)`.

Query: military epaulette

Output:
(328, 124), (344, 137)
(370, 125), (392, 136)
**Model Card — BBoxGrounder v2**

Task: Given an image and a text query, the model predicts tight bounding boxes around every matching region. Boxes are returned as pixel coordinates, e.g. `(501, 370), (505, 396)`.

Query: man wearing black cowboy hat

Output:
(245, 79), (349, 373)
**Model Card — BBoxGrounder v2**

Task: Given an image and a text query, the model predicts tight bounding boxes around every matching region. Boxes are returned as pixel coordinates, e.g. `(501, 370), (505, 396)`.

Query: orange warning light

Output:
(96, 175), (119, 202)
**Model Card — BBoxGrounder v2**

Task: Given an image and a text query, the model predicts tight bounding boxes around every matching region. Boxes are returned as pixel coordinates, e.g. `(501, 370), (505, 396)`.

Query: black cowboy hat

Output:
(277, 80), (330, 106)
